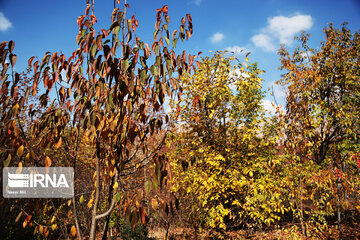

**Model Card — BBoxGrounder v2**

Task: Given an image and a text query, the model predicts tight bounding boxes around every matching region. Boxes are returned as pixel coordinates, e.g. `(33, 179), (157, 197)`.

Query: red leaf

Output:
(140, 207), (146, 225)
(28, 56), (35, 67)
(85, 4), (91, 15)
(77, 15), (85, 27)
(45, 156), (52, 168)
(162, 5), (168, 15)
(181, 17), (186, 25)
(152, 41), (158, 54)
(51, 52), (58, 64)
(0, 41), (7, 52)
(90, 15), (97, 25)
(132, 15), (135, 24)
(96, 35), (102, 51)
(125, 3), (129, 8)
(186, 30), (191, 40)
(33, 61), (39, 73)
(9, 54), (17, 67)
(101, 28), (108, 38)
(157, 5), (168, 15)
(66, 100), (71, 110)
(186, 14), (192, 23)
(144, 43), (151, 59)
(182, 51), (186, 63)
(188, 54), (194, 66)
(84, 19), (90, 28)
(8, 40), (15, 53)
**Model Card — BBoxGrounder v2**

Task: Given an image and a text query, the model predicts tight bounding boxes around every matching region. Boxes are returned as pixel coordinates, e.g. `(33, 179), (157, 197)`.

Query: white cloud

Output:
(251, 34), (276, 52)
(225, 45), (249, 55)
(229, 69), (249, 79)
(0, 12), (12, 32)
(261, 99), (277, 114)
(210, 32), (224, 43)
(267, 15), (313, 44)
(251, 14), (313, 52)
(194, 0), (203, 5)
(269, 81), (287, 98)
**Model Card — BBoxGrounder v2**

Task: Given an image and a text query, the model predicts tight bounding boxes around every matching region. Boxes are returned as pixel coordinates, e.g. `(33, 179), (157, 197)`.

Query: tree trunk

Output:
(89, 142), (101, 240)
(72, 196), (83, 240)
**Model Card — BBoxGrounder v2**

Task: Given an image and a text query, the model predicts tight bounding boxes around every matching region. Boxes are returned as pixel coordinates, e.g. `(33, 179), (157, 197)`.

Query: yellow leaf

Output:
(17, 145), (24, 157)
(113, 182), (118, 190)
(12, 103), (19, 115)
(79, 195), (84, 204)
(16, 162), (23, 174)
(51, 224), (57, 231)
(39, 225), (43, 234)
(110, 168), (116, 177)
(33, 226), (38, 235)
(23, 220), (28, 228)
(15, 211), (22, 223)
(71, 225), (77, 237)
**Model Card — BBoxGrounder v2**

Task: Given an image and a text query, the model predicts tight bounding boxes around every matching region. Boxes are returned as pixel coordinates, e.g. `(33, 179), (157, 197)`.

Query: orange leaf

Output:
(45, 156), (52, 168)
(71, 225), (76, 237)
(54, 138), (62, 148)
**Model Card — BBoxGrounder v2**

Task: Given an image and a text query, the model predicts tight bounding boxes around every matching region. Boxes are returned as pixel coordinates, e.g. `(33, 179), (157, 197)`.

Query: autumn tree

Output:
(278, 23), (360, 238)
(0, 0), (194, 239)
(169, 52), (280, 234)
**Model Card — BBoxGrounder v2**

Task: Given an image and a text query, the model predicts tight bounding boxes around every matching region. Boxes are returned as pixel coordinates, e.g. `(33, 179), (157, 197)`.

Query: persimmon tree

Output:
(0, 0), (194, 239)
(278, 23), (360, 237)
(169, 52), (280, 233)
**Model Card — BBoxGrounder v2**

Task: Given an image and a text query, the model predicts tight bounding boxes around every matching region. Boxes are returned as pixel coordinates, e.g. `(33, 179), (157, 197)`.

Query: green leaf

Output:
(115, 192), (121, 203)
(141, 69), (147, 81)
(172, 38), (178, 48)
(90, 44), (97, 58)
(164, 36), (170, 46)
(123, 59), (129, 72)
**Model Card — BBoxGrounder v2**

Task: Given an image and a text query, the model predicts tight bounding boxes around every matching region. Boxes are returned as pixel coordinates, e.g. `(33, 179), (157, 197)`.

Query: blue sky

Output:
(1, 0), (359, 112)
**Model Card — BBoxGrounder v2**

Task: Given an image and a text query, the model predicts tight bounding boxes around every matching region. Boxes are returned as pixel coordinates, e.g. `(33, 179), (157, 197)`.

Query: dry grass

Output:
(147, 221), (360, 239)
